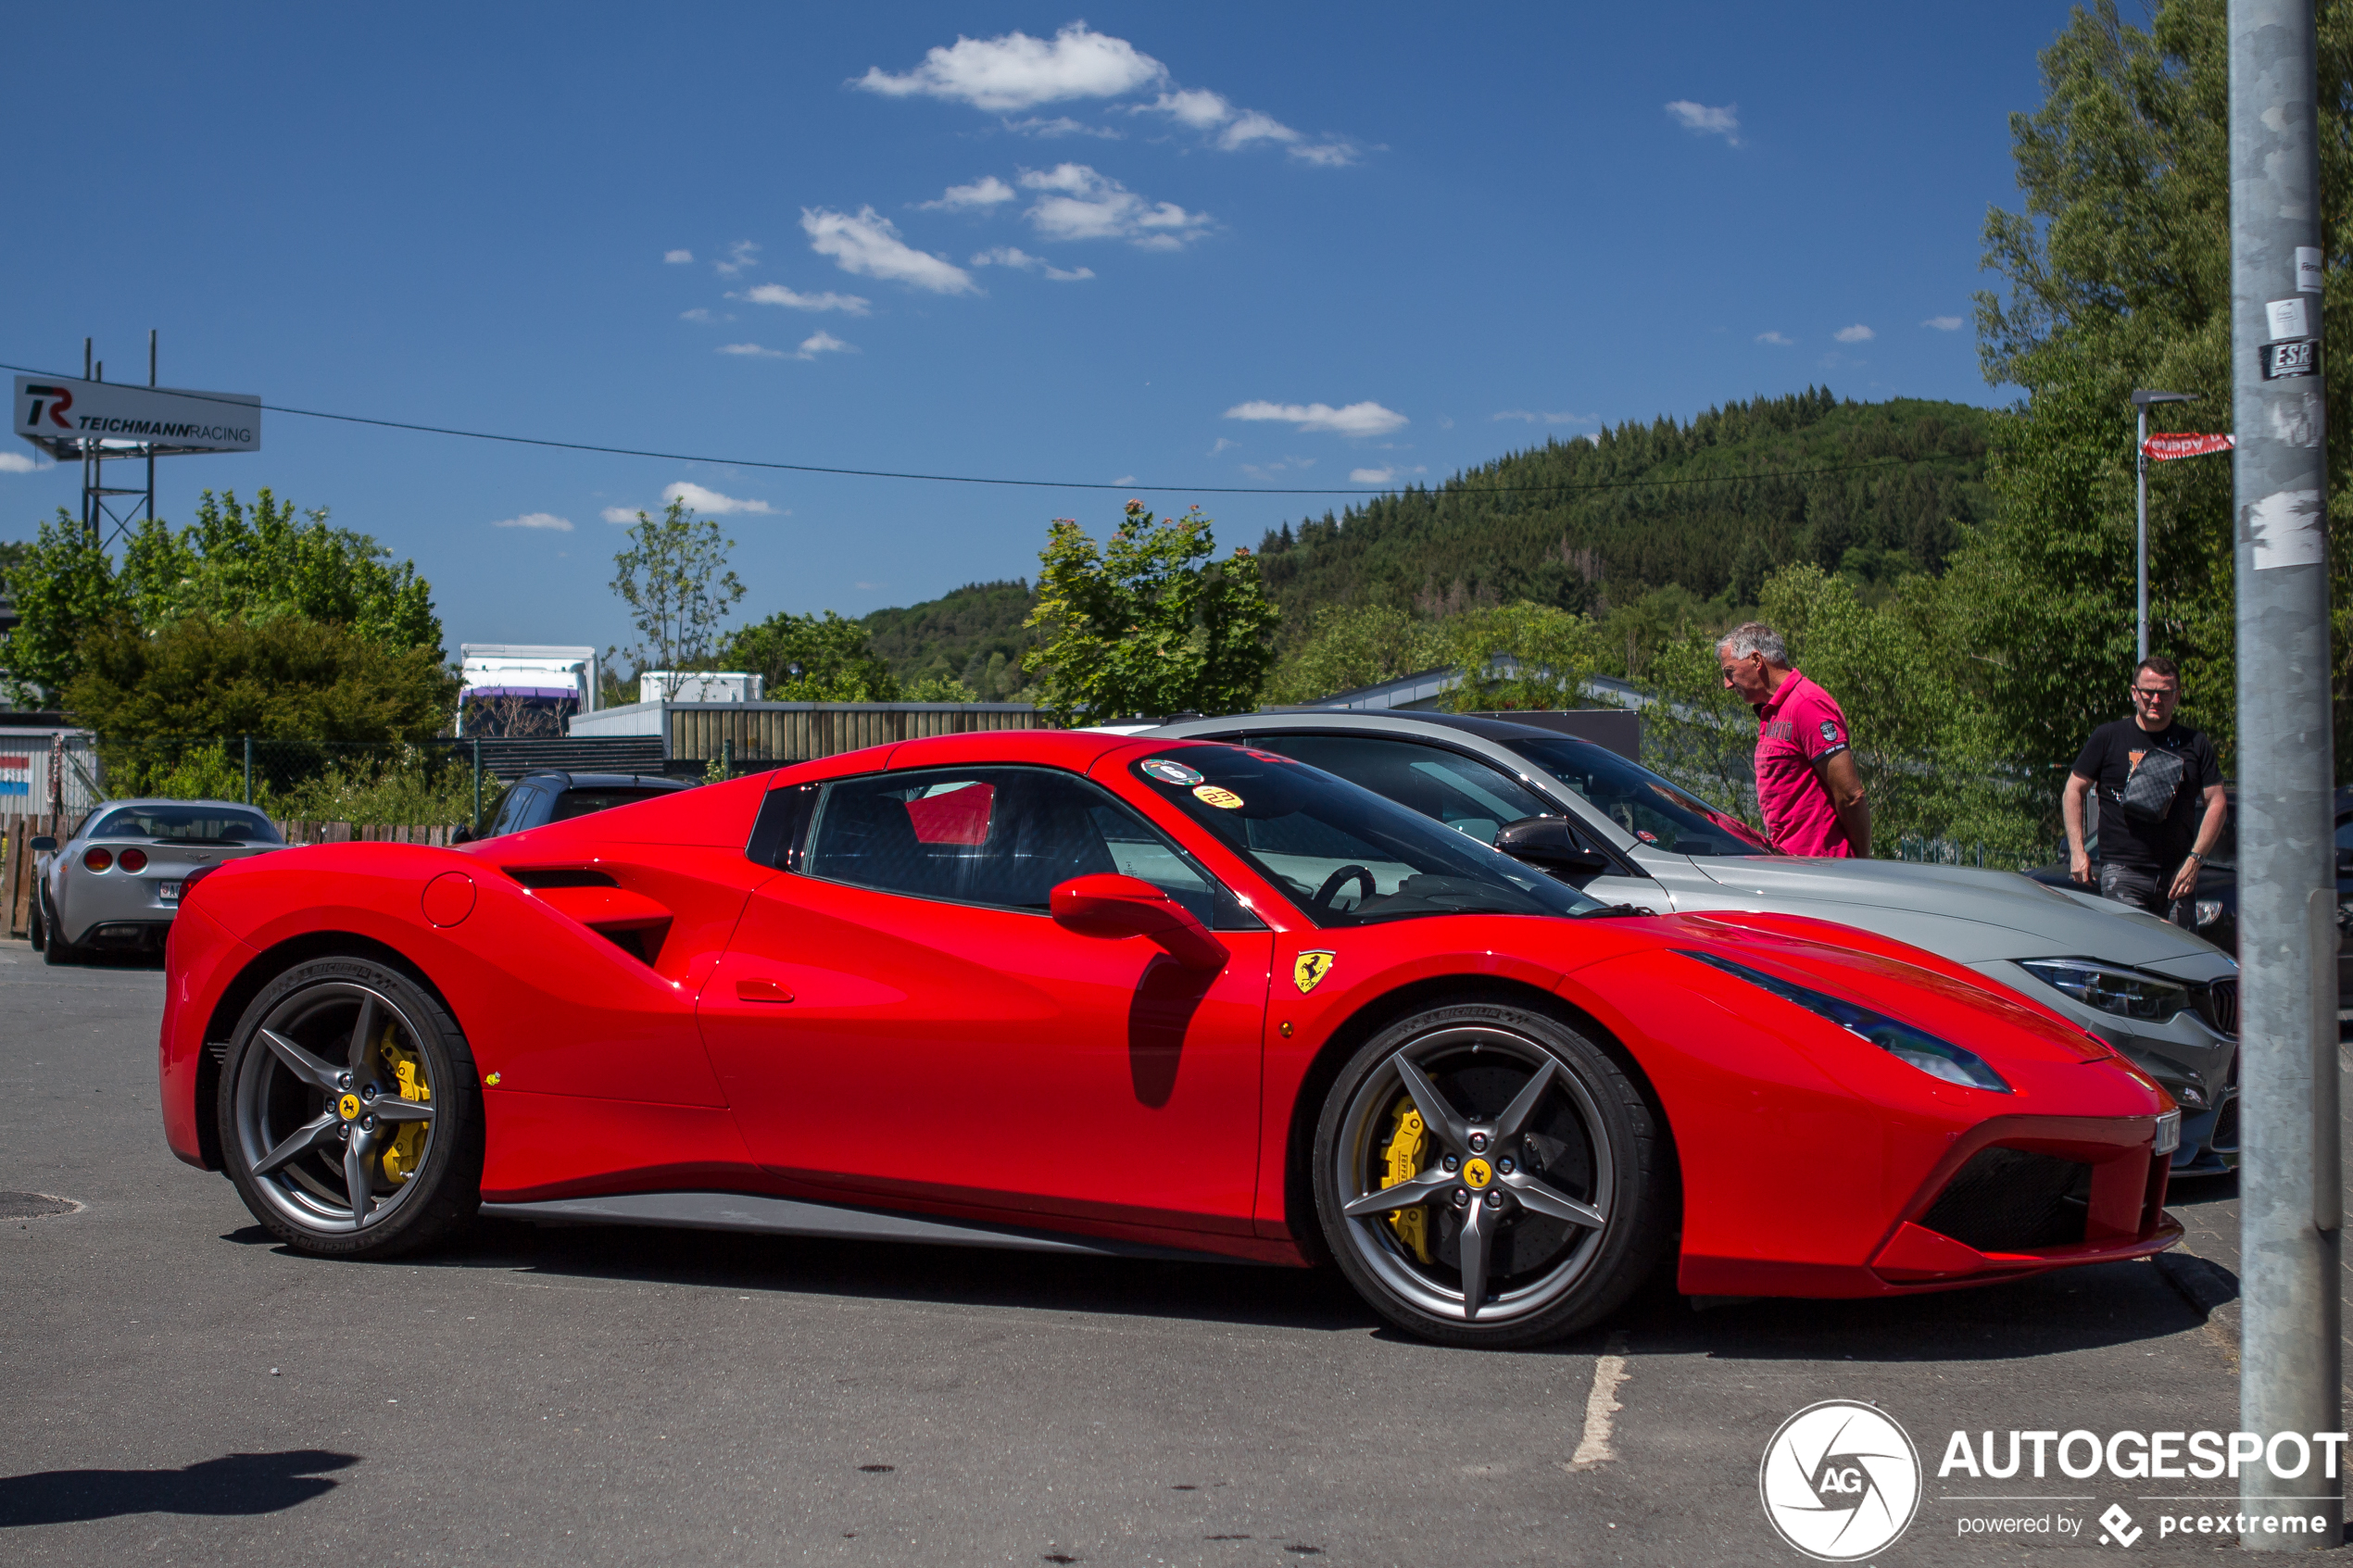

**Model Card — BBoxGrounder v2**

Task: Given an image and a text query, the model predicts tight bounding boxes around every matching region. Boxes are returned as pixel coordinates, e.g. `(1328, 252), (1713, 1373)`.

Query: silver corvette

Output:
(30, 798), (283, 964)
(1147, 710), (2243, 1174)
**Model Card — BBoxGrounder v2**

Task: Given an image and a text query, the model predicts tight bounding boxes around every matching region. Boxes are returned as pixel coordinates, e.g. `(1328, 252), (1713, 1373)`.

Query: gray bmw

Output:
(30, 798), (283, 965)
(1146, 710), (2242, 1174)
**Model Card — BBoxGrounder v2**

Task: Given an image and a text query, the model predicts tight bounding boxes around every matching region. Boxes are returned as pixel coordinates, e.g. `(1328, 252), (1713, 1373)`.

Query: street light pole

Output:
(2229, 0), (2341, 1548)
(2131, 389), (2196, 663)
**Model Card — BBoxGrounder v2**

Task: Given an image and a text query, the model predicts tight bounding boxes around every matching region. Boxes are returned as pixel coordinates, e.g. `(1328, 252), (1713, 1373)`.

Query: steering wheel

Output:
(1312, 864), (1377, 912)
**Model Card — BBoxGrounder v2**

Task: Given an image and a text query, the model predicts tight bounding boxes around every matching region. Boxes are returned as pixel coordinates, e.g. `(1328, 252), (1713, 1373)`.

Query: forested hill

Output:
(857, 390), (1996, 684)
(1254, 388), (1994, 633)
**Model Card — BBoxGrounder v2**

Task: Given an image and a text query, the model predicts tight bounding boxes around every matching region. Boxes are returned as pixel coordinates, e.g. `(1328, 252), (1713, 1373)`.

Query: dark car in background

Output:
(455, 771), (691, 843)
(2028, 784), (2353, 1035)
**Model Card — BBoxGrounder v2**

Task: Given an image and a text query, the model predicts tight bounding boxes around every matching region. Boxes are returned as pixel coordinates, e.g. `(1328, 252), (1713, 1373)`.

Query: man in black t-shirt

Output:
(2061, 654), (2227, 924)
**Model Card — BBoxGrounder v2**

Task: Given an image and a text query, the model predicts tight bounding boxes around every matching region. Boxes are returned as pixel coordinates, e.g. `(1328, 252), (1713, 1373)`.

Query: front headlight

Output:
(2194, 900), (2223, 928)
(1680, 950), (2012, 1093)
(2018, 959), (2194, 1026)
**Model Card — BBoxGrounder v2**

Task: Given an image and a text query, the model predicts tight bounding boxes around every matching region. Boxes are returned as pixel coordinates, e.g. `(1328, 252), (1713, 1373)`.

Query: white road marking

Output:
(1567, 1329), (1629, 1471)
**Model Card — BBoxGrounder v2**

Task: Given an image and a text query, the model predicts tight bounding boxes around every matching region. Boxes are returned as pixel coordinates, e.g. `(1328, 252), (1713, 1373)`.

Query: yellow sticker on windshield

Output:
(1193, 785), (1244, 810)
(1293, 950), (1335, 993)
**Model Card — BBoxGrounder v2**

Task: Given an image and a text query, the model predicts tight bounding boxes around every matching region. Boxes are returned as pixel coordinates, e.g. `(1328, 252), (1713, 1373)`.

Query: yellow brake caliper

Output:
(375, 1024), (432, 1185)
(1380, 1096), (1431, 1263)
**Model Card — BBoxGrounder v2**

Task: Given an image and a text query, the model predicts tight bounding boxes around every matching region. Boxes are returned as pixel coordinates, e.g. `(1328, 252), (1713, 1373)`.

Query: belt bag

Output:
(2120, 747), (2186, 826)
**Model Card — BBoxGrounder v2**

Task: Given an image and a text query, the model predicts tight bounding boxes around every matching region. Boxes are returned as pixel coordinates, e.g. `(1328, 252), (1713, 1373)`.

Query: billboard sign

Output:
(14, 375), (260, 458)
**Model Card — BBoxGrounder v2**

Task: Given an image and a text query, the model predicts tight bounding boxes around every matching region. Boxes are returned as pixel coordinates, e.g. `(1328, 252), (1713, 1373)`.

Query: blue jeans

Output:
(2098, 860), (2189, 927)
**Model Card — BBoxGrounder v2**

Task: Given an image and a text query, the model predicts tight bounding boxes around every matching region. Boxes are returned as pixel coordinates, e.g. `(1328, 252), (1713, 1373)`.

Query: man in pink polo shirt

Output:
(1715, 621), (1870, 858)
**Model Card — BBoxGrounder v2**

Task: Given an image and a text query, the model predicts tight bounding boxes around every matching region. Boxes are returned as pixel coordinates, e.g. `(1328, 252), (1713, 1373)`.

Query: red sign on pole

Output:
(2142, 432), (2236, 460)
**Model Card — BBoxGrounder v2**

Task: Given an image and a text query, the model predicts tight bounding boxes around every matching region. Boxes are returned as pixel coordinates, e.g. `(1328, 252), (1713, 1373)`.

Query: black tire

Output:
(219, 955), (483, 1258)
(1312, 997), (1673, 1348)
(39, 889), (81, 966)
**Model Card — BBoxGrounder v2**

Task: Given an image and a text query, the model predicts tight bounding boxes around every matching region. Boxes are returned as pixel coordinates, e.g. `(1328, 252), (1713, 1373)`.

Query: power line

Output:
(3, 356), (1946, 500)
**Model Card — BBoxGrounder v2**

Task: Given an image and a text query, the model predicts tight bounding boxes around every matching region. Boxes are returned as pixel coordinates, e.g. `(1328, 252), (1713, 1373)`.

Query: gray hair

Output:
(1717, 621), (1789, 665)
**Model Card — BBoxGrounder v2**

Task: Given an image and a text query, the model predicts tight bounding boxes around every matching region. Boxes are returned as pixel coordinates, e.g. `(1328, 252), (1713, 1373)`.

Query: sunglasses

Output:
(2130, 686), (2178, 701)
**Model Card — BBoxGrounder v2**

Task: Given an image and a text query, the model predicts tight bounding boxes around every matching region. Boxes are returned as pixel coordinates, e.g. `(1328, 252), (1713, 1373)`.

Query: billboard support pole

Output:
(2229, 0), (2343, 1547)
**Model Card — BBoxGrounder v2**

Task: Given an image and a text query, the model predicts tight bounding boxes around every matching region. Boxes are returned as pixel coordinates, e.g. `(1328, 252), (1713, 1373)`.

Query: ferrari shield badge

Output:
(1140, 758), (1204, 787)
(1293, 950), (1336, 994)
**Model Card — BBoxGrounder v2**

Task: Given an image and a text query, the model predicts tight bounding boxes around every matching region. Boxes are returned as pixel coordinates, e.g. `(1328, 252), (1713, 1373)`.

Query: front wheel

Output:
(219, 956), (483, 1258)
(1312, 999), (1673, 1348)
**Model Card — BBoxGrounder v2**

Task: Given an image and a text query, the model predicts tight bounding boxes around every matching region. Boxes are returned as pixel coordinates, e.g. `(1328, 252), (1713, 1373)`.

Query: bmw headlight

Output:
(2194, 900), (2223, 928)
(2018, 959), (2193, 1025)
(1680, 950), (2012, 1093)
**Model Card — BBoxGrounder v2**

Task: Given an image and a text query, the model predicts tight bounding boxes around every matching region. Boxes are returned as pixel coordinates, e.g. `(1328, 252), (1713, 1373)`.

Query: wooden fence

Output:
(1, 811), (462, 940)
(666, 702), (1043, 764)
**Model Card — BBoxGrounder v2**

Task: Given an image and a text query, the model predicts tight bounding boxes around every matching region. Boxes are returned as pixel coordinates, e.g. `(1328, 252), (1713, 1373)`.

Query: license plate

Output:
(157, 881), (182, 903)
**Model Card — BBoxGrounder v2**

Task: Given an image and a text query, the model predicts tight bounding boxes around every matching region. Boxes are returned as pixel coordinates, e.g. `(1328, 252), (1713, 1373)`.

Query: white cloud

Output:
(0, 452), (48, 473)
(1351, 466), (1427, 484)
(1491, 409), (1592, 425)
(1111, 474), (1138, 485)
(664, 249), (694, 264)
(493, 511), (573, 532)
(919, 175), (1017, 211)
(1226, 400), (1408, 438)
(1002, 116), (1121, 140)
(737, 282), (871, 314)
(717, 342), (786, 358)
(801, 207), (978, 295)
(1208, 437), (1238, 455)
(1833, 323), (1876, 343)
(852, 23), (1164, 111)
(793, 331), (856, 360)
(680, 307), (715, 322)
(971, 245), (1095, 281)
(602, 507), (640, 524)
(1019, 163), (1210, 248)
(714, 240), (760, 276)
(1139, 87), (1354, 164)
(1755, 331), (1794, 345)
(662, 482), (775, 516)
(1666, 100), (1741, 144)
(1922, 315), (1965, 331)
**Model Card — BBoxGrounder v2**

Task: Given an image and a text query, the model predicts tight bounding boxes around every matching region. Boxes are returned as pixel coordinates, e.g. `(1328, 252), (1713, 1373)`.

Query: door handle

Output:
(736, 978), (795, 1004)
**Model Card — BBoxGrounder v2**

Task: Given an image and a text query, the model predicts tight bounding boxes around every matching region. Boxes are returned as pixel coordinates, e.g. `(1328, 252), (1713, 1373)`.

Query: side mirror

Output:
(30, 836), (57, 852)
(450, 825), (477, 845)
(1493, 816), (1609, 876)
(1051, 873), (1229, 972)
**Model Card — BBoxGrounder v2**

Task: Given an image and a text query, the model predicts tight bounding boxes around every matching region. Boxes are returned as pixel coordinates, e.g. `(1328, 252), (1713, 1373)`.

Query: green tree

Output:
(67, 616), (458, 746)
(723, 608), (902, 700)
(1265, 603), (1447, 705)
(1, 488), (443, 701)
(610, 499), (746, 696)
(1026, 502), (1279, 723)
(1968, 0), (2353, 786)
(1435, 602), (1605, 712)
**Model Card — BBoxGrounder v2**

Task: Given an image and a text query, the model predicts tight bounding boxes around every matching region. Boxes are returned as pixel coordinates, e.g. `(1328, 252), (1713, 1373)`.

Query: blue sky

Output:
(3, 3), (2073, 654)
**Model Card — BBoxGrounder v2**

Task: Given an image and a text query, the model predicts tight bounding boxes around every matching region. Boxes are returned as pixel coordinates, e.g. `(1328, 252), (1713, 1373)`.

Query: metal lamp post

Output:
(2131, 389), (2196, 663)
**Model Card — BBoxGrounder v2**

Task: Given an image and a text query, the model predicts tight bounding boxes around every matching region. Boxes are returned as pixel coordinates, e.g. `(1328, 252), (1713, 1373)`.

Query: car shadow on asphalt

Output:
(0, 1450), (359, 1527)
(308, 1213), (2230, 1361)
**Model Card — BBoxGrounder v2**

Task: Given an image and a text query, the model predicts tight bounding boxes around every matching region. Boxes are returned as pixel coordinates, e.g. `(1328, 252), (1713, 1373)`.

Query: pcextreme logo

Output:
(1759, 1400), (1922, 1561)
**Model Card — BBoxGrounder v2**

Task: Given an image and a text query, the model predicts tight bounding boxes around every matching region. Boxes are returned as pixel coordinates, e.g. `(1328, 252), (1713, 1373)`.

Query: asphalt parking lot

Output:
(2, 944), (2342, 1565)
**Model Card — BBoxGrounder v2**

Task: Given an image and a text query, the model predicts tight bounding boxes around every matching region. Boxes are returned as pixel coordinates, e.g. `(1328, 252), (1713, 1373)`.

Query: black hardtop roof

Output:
(513, 770), (690, 792)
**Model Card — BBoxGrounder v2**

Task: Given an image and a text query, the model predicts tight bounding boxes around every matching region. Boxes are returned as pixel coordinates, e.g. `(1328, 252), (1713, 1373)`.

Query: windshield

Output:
(1132, 747), (1604, 926)
(1504, 735), (1776, 857)
(549, 787), (676, 822)
(90, 805), (281, 845)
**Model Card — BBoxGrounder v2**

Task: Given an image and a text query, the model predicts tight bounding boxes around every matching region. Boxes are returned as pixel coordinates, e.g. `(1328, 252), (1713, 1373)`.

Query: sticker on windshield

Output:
(1193, 784), (1245, 810)
(1636, 829), (1659, 844)
(1141, 758), (1204, 787)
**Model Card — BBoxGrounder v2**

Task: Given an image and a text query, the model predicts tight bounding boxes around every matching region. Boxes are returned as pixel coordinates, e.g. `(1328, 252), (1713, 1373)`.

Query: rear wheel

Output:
(1313, 998), (1673, 1348)
(219, 957), (483, 1257)
(38, 890), (82, 966)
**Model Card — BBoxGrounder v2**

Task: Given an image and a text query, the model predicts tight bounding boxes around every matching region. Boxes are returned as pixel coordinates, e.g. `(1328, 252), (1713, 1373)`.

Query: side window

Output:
(805, 767), (1251, 926)
(485, 785), (542, 838)
(1252, 734), (1554, 847)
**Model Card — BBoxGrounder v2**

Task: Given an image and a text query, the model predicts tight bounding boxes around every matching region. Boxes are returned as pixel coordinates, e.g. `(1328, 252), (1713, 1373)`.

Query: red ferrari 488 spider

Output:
(159, 731), (2181, 1347)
